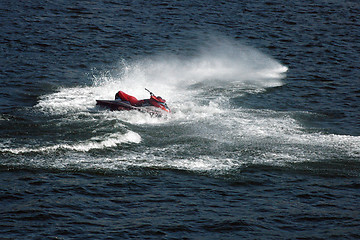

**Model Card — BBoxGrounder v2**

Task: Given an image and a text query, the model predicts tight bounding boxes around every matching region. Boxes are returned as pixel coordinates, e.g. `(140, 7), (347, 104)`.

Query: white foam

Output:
(1, 131), (141, 154)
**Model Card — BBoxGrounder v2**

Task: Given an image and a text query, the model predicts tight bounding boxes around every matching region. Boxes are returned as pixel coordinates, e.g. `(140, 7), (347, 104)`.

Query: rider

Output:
(115, 90), (167, 108)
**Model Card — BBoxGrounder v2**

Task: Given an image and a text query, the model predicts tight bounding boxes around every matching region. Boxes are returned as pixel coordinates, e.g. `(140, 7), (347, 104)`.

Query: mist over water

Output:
(113, 38), (288, 96)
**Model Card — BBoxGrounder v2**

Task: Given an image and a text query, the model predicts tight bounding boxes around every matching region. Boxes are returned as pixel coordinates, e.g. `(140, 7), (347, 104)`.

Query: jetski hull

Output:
(96, 100), (135, 111)
(96, 100), (166, 116)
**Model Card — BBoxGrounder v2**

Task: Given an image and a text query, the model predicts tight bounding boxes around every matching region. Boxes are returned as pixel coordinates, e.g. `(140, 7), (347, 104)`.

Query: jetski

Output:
(96, 88), (170, 116)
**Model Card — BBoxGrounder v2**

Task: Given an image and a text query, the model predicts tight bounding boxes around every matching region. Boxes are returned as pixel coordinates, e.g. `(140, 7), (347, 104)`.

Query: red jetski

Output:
(96, 88), (170, 116)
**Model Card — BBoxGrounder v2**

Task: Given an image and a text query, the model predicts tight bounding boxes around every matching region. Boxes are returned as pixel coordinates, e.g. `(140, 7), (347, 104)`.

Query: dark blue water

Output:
(1, 0), (359, 239)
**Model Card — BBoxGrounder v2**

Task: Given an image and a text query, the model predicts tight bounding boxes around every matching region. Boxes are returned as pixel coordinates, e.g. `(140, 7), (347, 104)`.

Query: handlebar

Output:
(145, 88), (155, 96)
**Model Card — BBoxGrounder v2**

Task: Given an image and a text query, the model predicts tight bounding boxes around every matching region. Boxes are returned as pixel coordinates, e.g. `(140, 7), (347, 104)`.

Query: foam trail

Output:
(1, 131), (141, 154)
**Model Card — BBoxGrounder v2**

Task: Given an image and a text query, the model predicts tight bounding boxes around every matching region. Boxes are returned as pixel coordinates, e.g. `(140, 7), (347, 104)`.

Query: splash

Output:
(35, 38), (288, 116)
(105, 38), (288, 100)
